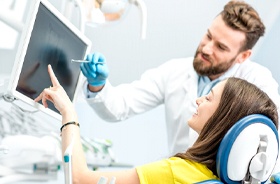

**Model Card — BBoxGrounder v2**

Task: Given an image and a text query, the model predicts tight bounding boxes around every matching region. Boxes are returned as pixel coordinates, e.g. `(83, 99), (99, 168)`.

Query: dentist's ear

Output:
(236, 49), (252, 64)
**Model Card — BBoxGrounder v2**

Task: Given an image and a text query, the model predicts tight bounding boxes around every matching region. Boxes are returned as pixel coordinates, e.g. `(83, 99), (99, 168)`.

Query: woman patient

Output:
(35, 65), (278, 184)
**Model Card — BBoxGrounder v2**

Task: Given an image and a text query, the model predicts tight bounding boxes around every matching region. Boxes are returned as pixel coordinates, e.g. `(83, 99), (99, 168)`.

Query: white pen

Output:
(71, 59), (104, 64)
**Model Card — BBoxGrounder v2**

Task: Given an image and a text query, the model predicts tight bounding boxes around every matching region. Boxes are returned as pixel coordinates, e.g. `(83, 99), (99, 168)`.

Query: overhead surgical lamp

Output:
(62, 0), (147, 39)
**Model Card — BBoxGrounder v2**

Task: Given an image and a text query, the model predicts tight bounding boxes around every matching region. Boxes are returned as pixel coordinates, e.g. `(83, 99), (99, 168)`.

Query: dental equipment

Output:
(199, 114), (279, 184)
(71, 59), (105, 64)
(2, 0), (91, 121)
(62, 0), (147, 39)
(64, 133), (74, 184)
(0, 134), (61, 183)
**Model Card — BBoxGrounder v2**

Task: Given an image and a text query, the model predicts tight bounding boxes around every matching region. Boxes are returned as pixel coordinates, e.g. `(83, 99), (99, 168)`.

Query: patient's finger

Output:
(34, 91), (49, 108)
(48, 64), (60, 87)
(34, 88), (54, 108)
(34, 92), (43, 103)
(41, 92), (49, 108)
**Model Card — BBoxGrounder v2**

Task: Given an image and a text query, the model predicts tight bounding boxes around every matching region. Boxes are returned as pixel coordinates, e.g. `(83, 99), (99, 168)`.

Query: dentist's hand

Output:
(271, 172), (280, 183)
(80, 53), (109, 89)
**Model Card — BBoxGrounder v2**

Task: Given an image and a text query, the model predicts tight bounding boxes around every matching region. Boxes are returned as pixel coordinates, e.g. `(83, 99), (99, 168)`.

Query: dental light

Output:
(62, 0), (147, 39)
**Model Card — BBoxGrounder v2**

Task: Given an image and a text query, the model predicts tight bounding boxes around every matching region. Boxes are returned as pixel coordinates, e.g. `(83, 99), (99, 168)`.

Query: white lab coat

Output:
(85, 57), (280, 156)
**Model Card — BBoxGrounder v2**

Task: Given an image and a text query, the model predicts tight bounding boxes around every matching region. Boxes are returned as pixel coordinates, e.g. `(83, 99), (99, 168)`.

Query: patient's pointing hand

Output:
(34, 65), (74, 116)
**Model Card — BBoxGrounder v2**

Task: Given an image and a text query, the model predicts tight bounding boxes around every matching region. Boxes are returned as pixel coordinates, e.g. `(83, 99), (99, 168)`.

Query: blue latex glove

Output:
(271, 172), (280, 183)
(80, 53), (109, 87)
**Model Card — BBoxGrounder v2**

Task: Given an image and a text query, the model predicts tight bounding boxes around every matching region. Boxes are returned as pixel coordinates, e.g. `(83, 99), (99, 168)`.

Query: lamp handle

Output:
(130, 0), (147, 39)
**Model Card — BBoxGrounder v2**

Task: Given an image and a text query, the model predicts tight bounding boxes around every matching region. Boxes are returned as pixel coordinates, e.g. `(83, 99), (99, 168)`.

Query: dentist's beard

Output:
(193, 49), (236, 77)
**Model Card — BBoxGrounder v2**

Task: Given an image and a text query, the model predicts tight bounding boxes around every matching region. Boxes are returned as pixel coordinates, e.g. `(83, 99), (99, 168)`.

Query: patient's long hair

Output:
(175, 77), (278, 175)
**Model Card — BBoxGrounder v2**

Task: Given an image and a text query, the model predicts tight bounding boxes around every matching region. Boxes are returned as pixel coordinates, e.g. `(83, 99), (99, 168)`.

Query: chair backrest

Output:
(216, 114), (279, 184)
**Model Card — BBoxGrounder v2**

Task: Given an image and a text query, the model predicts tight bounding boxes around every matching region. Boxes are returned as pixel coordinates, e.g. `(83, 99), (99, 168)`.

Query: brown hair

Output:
(175, 77), (278, 175)
(220, 0), (265, 51)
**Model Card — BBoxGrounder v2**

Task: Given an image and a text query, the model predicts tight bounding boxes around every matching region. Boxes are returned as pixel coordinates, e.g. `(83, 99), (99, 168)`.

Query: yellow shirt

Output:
(136, 157), (219, 184)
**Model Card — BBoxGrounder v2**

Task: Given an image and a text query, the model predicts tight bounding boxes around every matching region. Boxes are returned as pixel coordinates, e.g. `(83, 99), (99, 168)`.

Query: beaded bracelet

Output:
(60, 121), (80, 132)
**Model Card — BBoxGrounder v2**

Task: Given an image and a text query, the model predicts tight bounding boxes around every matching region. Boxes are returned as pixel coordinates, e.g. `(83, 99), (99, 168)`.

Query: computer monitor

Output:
(4, 0), (91, 120)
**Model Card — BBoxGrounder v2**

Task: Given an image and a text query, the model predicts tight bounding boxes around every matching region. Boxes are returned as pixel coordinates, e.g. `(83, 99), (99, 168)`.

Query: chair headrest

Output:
(216, 114), (279, 184)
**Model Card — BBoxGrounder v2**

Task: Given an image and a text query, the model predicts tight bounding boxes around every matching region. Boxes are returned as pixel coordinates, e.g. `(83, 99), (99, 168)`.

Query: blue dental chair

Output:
(198, 114), (279, 184)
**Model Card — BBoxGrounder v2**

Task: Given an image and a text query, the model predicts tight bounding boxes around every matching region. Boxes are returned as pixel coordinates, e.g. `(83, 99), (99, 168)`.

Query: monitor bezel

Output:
(5, 0), (91, 121)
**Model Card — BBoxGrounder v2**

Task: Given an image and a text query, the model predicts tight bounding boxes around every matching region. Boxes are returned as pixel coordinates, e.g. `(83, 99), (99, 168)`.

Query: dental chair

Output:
(198, 114), (279, 184)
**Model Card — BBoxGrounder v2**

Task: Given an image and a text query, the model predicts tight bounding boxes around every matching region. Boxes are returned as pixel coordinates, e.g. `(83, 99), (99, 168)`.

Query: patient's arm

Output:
(35, 64), (140, 184)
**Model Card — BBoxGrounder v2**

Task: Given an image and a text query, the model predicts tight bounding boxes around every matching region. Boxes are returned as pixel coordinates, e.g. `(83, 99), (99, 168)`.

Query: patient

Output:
(35, 65), (278, 184)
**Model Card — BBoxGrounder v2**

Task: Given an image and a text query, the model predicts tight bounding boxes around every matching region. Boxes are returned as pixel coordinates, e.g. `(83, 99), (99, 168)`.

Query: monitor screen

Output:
(6, 0), (91, 120)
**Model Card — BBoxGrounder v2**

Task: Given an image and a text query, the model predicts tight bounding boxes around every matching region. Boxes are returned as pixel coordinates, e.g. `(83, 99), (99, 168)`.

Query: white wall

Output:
(1, 1), (280, 183)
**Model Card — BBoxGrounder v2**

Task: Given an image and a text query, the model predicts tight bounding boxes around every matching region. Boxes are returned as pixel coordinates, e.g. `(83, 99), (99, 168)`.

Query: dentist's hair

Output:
(220, 0), (265, 51)
(175, 77), (278, 175)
